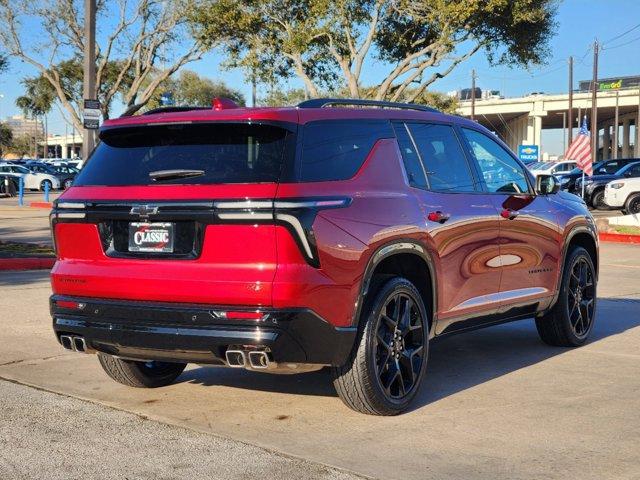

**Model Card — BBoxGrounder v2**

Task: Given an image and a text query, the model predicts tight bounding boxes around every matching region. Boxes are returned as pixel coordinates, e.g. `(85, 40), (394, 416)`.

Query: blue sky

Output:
(1, 0), (639, 155)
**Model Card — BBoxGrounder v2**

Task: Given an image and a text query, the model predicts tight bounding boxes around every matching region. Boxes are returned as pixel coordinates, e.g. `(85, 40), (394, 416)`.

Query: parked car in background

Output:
(46, 158), (84, 170)
(604, 176), (640, 214)
(557, 158), (640, 193)
(26, 161), (78, 189)
(528, 160), (578, 178)
(0, 163), (61, 191)
(50, 97), (599, 415)
(575, 161), (640, 209)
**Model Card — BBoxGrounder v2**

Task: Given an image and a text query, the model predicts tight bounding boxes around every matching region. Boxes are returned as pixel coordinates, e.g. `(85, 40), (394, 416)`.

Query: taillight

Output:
(50, 202), (87, 256)
(214, 197), (351, 267)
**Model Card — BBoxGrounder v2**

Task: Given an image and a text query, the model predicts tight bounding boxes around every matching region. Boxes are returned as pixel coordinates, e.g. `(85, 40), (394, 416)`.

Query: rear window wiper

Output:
(149, 169), (205, 182)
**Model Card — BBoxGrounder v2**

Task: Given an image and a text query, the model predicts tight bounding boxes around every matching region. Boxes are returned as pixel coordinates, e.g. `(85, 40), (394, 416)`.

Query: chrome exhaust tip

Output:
(60, 335), (73, 351)
(225, 350), (247, 368)
(73, 337), (86, 352)
(248, 351), (271, 369)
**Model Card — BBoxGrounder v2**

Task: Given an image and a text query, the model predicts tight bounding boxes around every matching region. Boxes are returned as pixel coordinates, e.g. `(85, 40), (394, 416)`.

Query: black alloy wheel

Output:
(566, 256), (596, 338)
(627, 195), (640, 215)
(374, 292), (426, 400)
(332, 277), (429, 415)
(591, 190), (607, 210)
(535, 246), (597, 347)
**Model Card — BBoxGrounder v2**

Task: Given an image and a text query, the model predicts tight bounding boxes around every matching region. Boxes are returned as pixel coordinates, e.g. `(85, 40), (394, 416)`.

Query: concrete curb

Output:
(29, 201), (53, 209)
(599, 232), (640, 244)
(0, 257), (55, 271)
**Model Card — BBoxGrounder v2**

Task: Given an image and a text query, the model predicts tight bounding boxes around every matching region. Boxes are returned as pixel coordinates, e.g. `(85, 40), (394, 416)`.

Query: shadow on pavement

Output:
(178, 298), (640, 405)
(0, 269), (51, 286)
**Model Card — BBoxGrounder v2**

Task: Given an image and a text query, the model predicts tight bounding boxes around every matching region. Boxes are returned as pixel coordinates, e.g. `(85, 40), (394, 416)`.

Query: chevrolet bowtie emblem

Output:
(130, 205), (159, 217)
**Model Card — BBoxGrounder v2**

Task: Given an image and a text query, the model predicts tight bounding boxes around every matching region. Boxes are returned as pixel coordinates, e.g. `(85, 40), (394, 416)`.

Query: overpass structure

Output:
(457, 88), (640, 159)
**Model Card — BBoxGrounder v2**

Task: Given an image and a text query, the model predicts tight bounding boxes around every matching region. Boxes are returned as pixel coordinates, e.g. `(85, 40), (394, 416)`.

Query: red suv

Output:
(50, 98), (598, 415)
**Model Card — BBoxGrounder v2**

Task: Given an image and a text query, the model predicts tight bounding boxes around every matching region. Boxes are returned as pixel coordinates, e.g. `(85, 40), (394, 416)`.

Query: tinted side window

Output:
(628, 164), (640, 177)
(393, 123), (428, 189)
(602, 161), (621, 173)
(462, 128), (531, 194)
(407, 123), (477, 192)
(299, 120), (393, 182)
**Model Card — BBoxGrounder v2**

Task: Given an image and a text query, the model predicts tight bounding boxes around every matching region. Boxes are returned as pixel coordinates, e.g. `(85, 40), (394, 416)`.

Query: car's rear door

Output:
(459, 127), (561, 315)
(394, 122), (503, 334)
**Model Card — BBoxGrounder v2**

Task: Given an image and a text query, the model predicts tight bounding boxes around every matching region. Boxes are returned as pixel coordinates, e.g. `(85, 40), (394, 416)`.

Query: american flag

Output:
(565, 116), (592, 176)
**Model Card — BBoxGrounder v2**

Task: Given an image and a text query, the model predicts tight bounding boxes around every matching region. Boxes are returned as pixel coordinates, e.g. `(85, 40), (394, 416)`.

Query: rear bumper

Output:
(50, 295), (356, 366)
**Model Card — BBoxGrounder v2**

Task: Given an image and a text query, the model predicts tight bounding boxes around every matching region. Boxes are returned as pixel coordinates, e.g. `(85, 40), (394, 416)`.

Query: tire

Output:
(40, 179), (53, 192)
(591, 189), (607, 210)
(331, 277), (429, 415)
(63, 178), (73, 189)
(535, 246), (597, 347)
(625, 193), (640, 215)
(98, 353), (186, 388)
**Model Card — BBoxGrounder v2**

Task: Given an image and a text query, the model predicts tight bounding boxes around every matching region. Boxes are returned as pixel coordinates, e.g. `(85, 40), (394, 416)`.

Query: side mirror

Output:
(624, 170), (633, 177)
(536, 174), (560, 195)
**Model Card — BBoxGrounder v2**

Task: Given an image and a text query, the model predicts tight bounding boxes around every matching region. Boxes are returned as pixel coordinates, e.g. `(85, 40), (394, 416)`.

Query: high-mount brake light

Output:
(212, 97), (239, 111)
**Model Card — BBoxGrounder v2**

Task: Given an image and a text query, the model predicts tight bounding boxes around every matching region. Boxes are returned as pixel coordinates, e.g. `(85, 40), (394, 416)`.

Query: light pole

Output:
(82, 0), (97, 160)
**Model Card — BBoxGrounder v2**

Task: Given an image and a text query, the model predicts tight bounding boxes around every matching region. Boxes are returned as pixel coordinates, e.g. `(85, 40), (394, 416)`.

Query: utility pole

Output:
(590, 41), (599, 163)
(636, 87), (640, 157)
(82, 0), (97, 161)
(471, 69), (477, 121)
(568, 56), (573, 145)
(613, 90), (619, 159)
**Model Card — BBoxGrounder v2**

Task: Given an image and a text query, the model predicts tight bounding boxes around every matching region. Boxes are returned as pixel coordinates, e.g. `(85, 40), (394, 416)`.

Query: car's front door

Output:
(11, 166), (35, 188)
(394, 122), (505, 334)
(460, 128), (562, 315)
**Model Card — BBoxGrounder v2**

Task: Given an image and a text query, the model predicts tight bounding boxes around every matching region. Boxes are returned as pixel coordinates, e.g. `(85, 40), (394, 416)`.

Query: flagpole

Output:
(581, 170), (585, 199)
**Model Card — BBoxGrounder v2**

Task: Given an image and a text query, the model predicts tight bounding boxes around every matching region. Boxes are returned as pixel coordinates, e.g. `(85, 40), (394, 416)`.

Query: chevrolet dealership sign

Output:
(518, 145), (539, 162)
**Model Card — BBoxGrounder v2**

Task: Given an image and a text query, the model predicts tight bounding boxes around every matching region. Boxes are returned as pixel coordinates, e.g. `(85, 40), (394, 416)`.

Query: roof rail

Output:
(119, 105), (210, 118)
(297, 98), (439, 113)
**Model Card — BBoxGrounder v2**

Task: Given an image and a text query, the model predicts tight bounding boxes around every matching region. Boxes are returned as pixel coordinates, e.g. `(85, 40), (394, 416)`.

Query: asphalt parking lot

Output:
(0, 241), (639, 479)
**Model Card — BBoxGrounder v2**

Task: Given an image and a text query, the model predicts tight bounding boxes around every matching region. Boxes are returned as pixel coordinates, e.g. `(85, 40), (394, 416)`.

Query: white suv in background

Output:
(528, 160), (578, 178)
(604, 177), (640, 214)
(0, 163), (61, 191)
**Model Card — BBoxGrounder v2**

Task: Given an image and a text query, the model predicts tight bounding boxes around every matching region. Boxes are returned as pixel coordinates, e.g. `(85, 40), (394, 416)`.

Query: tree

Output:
(0, 0), (207, 131)
(259, 88), (309, 107)
(190, 0), (557, 101)
(143, 70), (246, 110)
(9, 134), (32, 158)
(0, 53), (7, 74)
(0, 123), (12, 158)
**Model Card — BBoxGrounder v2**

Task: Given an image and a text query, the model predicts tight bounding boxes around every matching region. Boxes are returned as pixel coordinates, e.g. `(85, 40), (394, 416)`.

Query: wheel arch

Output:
(566, 228), (598, 277)
(546, 225), (598, 313)
(354, 240), (437, 338)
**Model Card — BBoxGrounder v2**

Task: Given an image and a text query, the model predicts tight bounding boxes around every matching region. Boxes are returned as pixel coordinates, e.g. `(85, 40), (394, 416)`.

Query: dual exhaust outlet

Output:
(225, 349), (272, 370)
(59, 335), (93, 353)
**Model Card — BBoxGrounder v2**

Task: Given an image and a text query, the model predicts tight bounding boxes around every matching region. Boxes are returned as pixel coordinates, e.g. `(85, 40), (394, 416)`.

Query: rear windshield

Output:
(74, 123), (294, 186)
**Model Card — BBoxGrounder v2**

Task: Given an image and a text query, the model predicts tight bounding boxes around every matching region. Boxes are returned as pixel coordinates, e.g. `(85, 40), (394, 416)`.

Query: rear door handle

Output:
(500, 208), (519, 220)
(427, 211), (451, 224)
